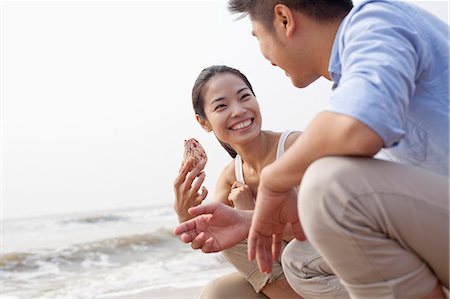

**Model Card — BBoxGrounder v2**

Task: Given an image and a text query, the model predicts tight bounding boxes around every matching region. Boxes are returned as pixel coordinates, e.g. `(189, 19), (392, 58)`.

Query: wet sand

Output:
(102, 286), (202, 299)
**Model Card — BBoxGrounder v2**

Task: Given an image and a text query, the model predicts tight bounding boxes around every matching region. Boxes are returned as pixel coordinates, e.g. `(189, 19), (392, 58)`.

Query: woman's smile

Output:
(230, 118), (254, 131)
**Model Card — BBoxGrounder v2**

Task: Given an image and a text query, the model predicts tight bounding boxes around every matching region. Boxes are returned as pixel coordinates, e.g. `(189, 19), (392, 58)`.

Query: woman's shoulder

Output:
(217, 159), (237, 185)
(284, 130), (302, 150)
(261, 129), (301, 150)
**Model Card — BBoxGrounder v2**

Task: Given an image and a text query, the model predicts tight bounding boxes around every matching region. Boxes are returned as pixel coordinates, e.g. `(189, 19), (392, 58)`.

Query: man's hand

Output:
(173, 202), (253, 253)
(248, 173), (305, 274)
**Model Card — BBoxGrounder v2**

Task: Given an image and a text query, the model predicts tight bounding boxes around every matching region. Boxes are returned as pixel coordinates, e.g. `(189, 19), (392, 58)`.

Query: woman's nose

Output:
(231, 103), (247, 117)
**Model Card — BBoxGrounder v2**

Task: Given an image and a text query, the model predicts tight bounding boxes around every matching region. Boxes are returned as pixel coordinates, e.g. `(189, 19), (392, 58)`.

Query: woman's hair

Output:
(192, 65), (256, 158)
(228, 0), (353, 30)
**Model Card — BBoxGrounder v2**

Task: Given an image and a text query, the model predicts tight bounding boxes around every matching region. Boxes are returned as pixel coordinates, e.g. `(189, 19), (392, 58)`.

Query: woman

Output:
(173, 66), (347, 299)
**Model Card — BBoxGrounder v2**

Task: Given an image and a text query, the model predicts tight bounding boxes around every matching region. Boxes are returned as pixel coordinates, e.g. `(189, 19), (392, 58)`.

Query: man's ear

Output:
(196, 114), (212, 132)
(274, 4), (296, 37)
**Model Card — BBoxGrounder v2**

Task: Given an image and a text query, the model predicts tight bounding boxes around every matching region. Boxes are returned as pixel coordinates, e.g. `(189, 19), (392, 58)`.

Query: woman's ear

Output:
(274, 4), (296, 38)
(196, 114), (213, 132)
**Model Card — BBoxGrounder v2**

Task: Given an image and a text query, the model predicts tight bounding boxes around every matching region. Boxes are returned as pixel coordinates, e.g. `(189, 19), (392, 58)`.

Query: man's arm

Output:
(262, 111), (384, 192)
(248, 111), (383, 273)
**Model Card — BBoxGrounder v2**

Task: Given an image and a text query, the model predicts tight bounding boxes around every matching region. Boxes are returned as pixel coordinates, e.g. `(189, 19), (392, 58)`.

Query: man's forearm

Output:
(261, 111), (384, 192)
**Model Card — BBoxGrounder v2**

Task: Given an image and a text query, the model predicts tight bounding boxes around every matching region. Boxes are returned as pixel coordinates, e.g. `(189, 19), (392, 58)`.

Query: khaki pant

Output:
(296, 157), (449, 299)
(201, 238), (349, 298)
(282, 240), (350, 298)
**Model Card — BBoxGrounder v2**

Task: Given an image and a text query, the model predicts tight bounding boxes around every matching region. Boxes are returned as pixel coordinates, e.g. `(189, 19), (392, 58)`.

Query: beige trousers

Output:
(296, 157), (449, 299)
(282, 240), (350, 298)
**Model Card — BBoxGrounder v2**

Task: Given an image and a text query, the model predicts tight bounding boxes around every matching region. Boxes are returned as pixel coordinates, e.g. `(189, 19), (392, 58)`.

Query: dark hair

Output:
(192, 65), (256, 158)
(228, 0), (353, 30)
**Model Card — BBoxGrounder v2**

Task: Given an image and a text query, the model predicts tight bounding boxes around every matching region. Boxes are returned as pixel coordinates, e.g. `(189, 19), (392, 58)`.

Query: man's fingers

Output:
(248, 230), (257, 261)
(292, 221), (307, 241)
(272, 233), (283, 262)
(256, 236), (273, 273)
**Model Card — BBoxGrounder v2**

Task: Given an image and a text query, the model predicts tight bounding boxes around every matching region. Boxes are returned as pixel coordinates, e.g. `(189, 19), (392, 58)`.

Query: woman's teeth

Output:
(231, 119), (252, 130)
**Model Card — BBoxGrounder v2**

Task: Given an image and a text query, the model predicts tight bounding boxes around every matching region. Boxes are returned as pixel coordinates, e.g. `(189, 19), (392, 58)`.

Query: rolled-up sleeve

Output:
(327, 2), (427, 147)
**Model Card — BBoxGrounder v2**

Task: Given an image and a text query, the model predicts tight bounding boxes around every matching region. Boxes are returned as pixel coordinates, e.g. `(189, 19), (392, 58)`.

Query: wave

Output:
(0, 227), (177, 273)
(61, 214), (128, 225)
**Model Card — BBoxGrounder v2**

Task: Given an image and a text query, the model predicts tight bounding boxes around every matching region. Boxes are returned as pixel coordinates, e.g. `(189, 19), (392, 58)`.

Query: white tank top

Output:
(234, 130), (295, 184)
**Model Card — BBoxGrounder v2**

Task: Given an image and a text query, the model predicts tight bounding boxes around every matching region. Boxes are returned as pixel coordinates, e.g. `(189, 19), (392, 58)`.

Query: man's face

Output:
(251, 18), (321, 88)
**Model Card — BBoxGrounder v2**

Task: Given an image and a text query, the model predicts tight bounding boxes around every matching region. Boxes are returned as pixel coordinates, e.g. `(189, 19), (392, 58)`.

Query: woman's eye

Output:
(214, 104), (226, 111)
(241, 94), (251, 101)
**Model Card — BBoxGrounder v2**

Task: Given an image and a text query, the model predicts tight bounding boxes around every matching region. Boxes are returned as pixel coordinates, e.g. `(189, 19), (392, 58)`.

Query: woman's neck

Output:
(232, 130), (278, 174)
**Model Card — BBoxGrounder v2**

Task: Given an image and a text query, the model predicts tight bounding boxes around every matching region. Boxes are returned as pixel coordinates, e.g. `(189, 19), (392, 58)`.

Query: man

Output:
(175, 1), (449, 298)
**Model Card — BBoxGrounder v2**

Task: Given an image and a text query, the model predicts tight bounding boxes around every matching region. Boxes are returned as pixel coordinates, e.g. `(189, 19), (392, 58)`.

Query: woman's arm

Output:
(212, 162), (235, 206)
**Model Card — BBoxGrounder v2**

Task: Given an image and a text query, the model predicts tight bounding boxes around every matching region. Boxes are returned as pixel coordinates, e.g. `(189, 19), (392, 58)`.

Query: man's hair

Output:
(228, 0), (353, 29)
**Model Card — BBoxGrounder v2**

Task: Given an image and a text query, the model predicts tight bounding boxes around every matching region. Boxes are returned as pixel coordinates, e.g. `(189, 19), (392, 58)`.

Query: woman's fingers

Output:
(231, 181), (243, 189)
(174, 158), (194, 188)
(196, 187), (208, 205)
(184, 160), (207, 188)
(190, 171), (206, 194)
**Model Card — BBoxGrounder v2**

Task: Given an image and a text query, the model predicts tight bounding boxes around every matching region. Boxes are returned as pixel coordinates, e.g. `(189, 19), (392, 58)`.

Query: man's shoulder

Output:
(343, 0), (417, 33)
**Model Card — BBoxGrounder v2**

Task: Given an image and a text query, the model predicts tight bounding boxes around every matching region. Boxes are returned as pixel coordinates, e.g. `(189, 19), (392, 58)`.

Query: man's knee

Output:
(282, 240), (349, 298)
(298, 157), (364, 240)
(282, 240), (326, 281)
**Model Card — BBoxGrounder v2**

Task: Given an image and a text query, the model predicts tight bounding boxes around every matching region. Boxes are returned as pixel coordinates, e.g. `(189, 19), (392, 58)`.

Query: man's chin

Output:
(291, 76), (318, 89)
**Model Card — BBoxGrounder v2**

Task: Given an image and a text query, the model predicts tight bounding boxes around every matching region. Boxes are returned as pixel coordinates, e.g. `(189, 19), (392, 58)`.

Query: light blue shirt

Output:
(327, 0), (449, 176)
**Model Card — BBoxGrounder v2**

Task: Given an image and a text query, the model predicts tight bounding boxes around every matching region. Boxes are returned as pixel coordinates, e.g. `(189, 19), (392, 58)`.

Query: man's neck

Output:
(316, 19), (343, 80)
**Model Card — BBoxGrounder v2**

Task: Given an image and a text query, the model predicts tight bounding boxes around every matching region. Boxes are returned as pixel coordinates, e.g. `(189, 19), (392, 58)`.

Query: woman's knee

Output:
(199, 272), (267, 299)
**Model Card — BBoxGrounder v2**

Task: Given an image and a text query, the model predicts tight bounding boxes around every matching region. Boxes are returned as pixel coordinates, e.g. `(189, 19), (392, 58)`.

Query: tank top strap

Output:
(235, 130), (295, 184)
(276, 129), (296, 159)
(234, 154), (245, 184)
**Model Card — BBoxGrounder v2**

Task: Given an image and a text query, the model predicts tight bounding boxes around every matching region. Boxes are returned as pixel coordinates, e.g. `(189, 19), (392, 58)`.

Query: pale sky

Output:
(1, 1), (448, 219)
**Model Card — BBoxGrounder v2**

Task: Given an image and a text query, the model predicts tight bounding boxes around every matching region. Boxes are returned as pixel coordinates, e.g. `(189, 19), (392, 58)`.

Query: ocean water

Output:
(0, 204), (233, 299)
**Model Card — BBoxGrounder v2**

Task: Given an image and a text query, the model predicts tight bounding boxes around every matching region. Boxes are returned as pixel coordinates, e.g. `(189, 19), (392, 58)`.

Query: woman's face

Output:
(201, 72), (262, 146)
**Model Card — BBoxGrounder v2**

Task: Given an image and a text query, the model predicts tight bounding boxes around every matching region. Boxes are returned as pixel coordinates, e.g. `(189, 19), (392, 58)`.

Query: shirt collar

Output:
(328, 0), (373, 88)
(328, 20), (344, 89)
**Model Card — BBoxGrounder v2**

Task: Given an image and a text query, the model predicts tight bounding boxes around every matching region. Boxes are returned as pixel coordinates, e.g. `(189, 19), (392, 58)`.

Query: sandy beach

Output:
(102, 286), (203, 299)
